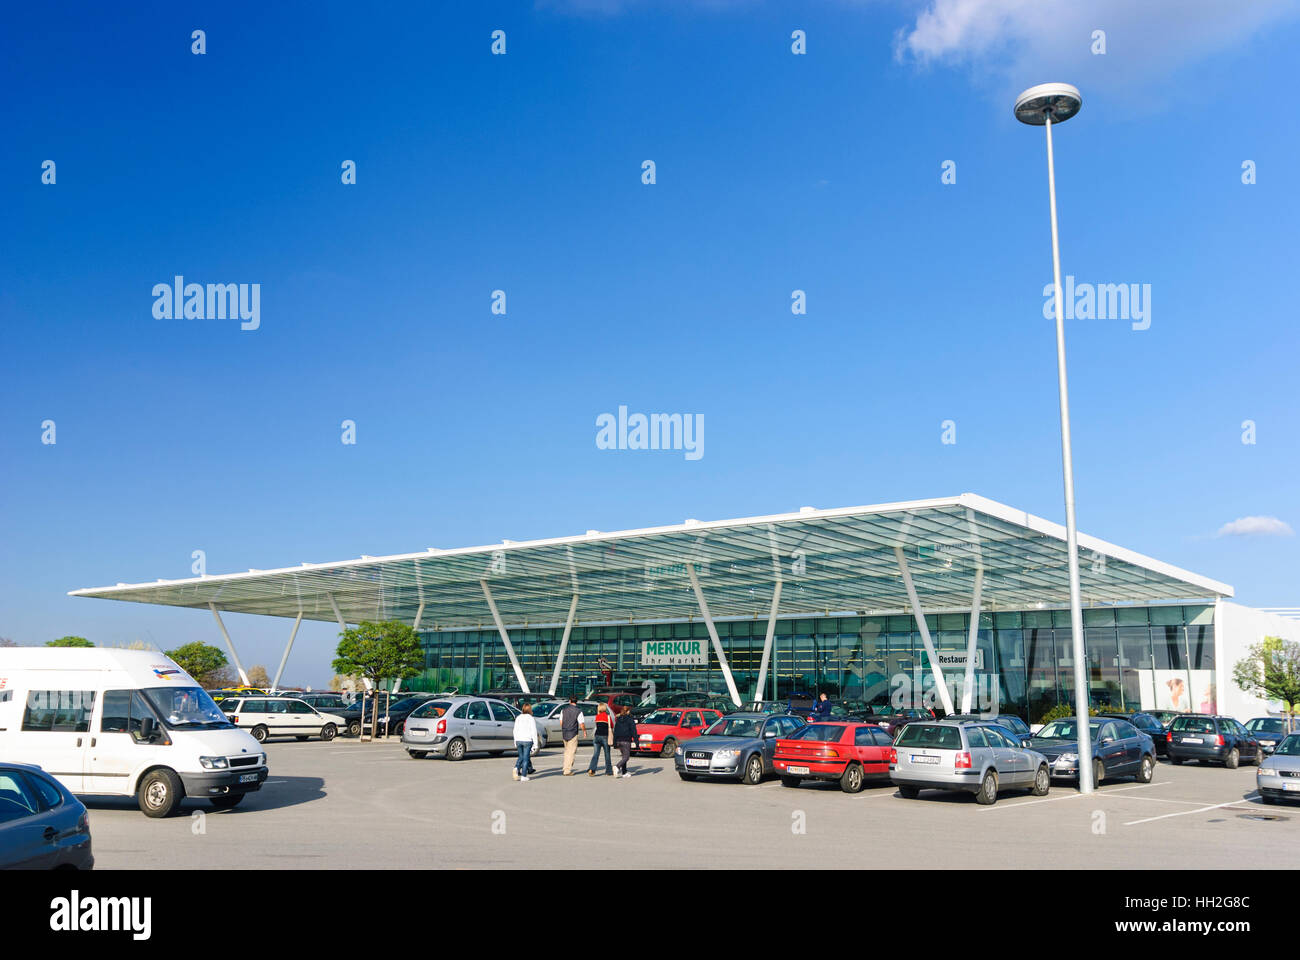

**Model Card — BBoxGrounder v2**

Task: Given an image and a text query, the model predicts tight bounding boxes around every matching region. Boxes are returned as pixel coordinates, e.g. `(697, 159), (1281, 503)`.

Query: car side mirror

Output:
(1100, 737), (1114, 745)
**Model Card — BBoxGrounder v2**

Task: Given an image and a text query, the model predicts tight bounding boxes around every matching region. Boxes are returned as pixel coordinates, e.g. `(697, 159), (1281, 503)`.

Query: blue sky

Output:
(2, 1), (1297, 685)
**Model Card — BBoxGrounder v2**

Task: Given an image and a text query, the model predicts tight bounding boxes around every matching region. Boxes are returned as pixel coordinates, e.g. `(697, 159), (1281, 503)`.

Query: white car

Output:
(218, 696), (346, 743)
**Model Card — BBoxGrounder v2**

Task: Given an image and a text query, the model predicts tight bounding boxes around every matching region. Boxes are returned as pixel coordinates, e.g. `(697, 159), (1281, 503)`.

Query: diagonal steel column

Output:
(685, 562), (741, 706)
(480, 579), (529, 693)
(960, 568), (984, 713)
(207, 602), (250, 687)
(894, 547), (955, 714)
(548, 593), (579, 696)
(270, 610), (303, 693)
(754, 582), (782, 702)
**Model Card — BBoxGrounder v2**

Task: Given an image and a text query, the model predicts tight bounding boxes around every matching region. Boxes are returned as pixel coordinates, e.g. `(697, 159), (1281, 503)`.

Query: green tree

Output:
(165, 641), (230, 686)
(332, 620), (423, 690)
(47, 636), (94, 647)
(1233, 635), (1300, 730)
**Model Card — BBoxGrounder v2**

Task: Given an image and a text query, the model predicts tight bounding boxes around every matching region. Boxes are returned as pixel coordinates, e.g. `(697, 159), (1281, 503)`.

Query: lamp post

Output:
(1015, 82), (1093, 794)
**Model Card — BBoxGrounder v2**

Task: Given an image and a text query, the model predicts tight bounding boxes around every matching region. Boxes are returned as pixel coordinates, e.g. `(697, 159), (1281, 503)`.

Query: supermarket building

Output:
(71, 494), (1298, 723)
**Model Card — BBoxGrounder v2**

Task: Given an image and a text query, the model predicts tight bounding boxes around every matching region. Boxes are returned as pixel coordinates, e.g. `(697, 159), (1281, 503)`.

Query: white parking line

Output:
(1123, 796), (1259, 826)
(982, 781), (1168, 811)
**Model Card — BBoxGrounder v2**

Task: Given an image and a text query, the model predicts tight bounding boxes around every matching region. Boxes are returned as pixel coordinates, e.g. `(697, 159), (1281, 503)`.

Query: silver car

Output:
(890, 720), (1051, 805)
(531, 700), (602, 745)
(1257, 733), (1300, 804)
(401, 696), (549, 761)
(672, 712), (806, 784)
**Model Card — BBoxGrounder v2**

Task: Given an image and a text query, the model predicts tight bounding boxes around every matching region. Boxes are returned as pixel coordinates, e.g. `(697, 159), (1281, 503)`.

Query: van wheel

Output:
(741, 754), (764, 785)
(840, 762), (864, 794)
(661, 738), (677, 758)
(138, 769), (184, 818)
(210, 794), (243, 810)
(407, 750), (427, 759)
(898, 786), (920, 799)
(1032, 764), (1050, 796)
(320, 724), (337, 742)
(446, 738), (466, 761)
(1137, 755), (1154, 783)
(1225, 748), (1239, 769)
(975, 770), (998, 805)
(251, 725), (269, 743)
(780, 776), (801, 788)
(347, 720), (362, 737)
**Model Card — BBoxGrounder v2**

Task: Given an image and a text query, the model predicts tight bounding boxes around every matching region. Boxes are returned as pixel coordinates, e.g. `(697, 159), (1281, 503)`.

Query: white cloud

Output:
(894, 0), (1300, 95)
(1215, 516), (1294, 538)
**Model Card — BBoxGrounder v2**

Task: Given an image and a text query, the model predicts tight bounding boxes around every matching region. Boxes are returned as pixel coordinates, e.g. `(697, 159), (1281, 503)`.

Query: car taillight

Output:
(1215, 734), (1225, 746)
(231, 716), (239, 724)
(1166, 731), (1172, 742)
(436, 718), (447, 734)
(819, 748), (840, 758)
(888, 747), (897, 763)
(955, 751), (972, 769)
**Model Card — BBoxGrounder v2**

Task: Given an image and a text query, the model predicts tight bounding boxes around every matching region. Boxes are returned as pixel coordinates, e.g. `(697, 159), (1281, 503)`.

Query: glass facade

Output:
(409, 604), (1215, 724)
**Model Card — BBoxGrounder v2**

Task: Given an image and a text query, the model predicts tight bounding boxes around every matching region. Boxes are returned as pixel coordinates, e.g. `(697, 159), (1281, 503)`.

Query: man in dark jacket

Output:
(809, 693), (832, 722)
(560, 696), (587, 776)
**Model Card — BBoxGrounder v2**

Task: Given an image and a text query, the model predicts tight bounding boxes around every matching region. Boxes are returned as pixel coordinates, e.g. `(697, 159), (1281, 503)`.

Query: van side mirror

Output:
(139, 717), (156, 742)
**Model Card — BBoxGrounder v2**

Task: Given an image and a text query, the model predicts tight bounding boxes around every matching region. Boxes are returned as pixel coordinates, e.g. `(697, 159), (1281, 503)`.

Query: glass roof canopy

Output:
(69, 494), (1232, 631)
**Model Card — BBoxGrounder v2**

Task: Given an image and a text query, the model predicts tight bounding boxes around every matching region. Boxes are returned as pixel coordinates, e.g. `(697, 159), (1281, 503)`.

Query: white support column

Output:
(270, 611), (303, 693)
(754, 581), (782, 702)
(685, 562), (742, 706)
(548, 593), (579, 695)
(894, 547), (955, 715)
(960, 567), (984, 714)
(480, 579), (529, 693)
(412, 600), (426, 633)
(207, 602), (250, 687)
(327, 593), (347, 632)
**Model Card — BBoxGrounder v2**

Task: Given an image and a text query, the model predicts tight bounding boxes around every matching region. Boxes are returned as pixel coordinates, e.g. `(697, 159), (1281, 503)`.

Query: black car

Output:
(0, 763), (94, 869)
(1166, 714), (1261, 768)
(942, 714), (1033, 745)
(1027, 715), (1157, 784)
(1098, 712), (1170, 756)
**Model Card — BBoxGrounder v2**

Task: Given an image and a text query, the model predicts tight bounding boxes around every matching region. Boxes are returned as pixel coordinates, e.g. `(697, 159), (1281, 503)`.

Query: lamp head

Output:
(1014, 82), (1082, 125)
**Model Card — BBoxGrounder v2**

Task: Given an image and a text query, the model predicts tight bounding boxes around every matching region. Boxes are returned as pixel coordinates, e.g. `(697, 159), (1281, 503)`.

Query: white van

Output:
(0, 648), (268, 818)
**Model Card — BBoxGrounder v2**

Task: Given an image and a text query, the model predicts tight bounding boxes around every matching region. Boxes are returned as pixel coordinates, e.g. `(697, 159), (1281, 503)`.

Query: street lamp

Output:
(1015, 82), (1094, 794)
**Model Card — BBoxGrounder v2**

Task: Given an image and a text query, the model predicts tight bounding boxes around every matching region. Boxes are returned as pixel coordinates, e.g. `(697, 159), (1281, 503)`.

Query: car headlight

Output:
(1057, 753), (1077, 763)
(199, 756), (230, 770)
(715, 749), (741, 762)
(638, 734), (652, 741)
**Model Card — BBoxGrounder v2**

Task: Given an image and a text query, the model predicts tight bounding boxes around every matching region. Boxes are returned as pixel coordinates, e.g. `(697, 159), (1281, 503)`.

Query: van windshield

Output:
(142, 687), (231, 729)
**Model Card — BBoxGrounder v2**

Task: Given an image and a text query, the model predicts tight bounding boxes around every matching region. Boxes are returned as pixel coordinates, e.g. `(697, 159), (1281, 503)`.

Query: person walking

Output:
(513, 703), (541, 782)
(613, 705), (637, 779)
(587, 702), (615, 777)
(560, 695), (587, 776)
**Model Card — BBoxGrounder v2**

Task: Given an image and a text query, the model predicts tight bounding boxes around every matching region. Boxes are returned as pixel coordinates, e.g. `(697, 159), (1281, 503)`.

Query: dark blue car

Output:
(0, 762), (94, 869)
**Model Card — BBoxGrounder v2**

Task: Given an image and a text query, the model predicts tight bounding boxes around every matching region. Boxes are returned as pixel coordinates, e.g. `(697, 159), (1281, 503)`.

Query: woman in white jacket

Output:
(513, 704), (542, 782)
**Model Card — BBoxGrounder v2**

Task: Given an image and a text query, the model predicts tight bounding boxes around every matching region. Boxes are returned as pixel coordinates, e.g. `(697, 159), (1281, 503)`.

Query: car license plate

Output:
(788, 765), (810, 775)
(239, 773), (259, 783)
(1284, 783), (1300, 793)
(1182, 737), (1203, 744)
(686, 757), (709, 767)
(911, 754), (939, 764)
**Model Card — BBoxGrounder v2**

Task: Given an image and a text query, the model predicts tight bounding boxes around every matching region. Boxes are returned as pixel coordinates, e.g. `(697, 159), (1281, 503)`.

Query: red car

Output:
(633, 707), (724, 757)
(774, 721), (895, 793)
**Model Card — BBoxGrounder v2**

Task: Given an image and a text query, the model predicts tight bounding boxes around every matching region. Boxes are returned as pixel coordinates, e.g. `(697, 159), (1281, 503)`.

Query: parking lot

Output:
(84, 739), (1297, 869)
